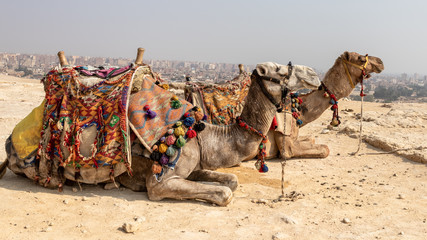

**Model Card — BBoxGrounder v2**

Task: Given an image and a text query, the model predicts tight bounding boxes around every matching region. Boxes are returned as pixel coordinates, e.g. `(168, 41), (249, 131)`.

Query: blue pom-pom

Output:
(146, 109), (157, 119)
(262, 164), (269, 172)
(330, 99), (336, 105)
(202, 115), (208, 121)
(293, 93), (299, 97)
(183, 117), (195, 127)
(297, 119), (303, 125)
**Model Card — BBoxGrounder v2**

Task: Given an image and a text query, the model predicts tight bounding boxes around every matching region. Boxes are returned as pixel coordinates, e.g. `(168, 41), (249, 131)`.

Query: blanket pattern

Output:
(128, 68), (194, 148)
(188, 73), (251, 125)
(37, 66), (134, 176)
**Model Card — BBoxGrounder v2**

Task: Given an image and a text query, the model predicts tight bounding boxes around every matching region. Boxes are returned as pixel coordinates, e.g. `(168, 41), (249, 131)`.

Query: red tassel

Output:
(143, 105), (150, 111)
(186, 128), (197, 138)
(270, 116), (278, 130)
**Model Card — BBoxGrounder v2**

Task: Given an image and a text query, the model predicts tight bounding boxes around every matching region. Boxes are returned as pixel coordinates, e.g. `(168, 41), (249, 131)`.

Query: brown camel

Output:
(272, 51), (384, 159)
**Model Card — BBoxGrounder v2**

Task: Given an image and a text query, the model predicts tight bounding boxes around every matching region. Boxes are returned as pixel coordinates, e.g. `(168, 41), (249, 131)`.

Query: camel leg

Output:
(275, 133), (329, 159)
(146, 176), (233, 206)
(187, 170), (238, 191)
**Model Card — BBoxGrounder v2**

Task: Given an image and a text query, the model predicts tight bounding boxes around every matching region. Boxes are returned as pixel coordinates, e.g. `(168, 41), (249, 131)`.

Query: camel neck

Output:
(299, 60), (358, 125)
(239, 78), (277, 136)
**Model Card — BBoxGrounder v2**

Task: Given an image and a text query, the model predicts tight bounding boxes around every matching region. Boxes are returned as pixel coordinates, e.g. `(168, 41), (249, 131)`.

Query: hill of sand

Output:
(0, 74), (426, 240)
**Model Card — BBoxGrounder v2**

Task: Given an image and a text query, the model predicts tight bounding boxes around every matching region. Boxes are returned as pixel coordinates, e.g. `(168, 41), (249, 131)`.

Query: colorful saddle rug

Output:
(186, 73), (251, 125)
(37, 65), (135, 183)
(128, 67), (194, 149)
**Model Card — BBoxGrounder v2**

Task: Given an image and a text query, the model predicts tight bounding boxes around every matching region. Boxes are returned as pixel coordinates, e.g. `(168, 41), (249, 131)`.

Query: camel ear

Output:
(343, 51), (350, 60)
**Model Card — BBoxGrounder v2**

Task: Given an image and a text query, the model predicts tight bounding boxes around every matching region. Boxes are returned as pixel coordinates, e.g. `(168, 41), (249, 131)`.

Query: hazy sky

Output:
(1, 0), (426, 75)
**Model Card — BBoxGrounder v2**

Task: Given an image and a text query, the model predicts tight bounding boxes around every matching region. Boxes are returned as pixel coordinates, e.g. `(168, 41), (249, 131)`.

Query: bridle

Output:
(341, 54), (369, 88)
(321, 54), (370, 127)
(251, 61), (293, 112)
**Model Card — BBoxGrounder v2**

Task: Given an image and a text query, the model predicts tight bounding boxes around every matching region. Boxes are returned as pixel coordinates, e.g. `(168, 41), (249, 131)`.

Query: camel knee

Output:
(215, 186), (233, 206)
(224, 174), (238, 192)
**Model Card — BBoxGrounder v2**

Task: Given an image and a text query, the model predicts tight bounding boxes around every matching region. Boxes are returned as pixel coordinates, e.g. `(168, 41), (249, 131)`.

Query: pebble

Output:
(134, 216), (146, 223)
(398, 231), (404, 235)
(397, 194), (405, 199)
(272, 232), (288, 240)
(122, 222), (141, 233)
(24, 225), (30, 229)
(63, 199), (69, 204)
(321, 129), (330, 134)
(81, 229), (87, 233)
(281, 216), (297, 224)
(41, 227), (52, 232)
(82, 196), (88, 201)
(72, 188), (78, 193)
(342, 218), (351, 224)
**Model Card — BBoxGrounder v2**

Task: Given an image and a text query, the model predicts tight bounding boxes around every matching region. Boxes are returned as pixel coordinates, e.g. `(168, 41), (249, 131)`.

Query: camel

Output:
(272, 51), (384, 159)
(2, 48), (321, 206)
(179, 52), (384, 160)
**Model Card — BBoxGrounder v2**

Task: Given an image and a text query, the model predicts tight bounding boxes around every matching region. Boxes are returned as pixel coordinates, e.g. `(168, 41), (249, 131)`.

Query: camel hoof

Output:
(224, 174), (239, 192)
(320, 145), (330, 158)
(216, 187), (233, 206)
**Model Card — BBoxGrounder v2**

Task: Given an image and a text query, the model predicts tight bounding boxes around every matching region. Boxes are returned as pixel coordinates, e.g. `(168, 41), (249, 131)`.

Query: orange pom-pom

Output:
(151, 162), (162, 174)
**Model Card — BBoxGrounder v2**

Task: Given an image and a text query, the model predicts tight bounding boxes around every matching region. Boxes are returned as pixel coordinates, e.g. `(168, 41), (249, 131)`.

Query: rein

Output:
(236, 64), (293, 173)
(321, 54), (370, 126)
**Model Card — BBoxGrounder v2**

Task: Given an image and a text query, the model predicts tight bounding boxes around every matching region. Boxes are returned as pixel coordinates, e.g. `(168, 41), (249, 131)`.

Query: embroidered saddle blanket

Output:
(186, 73), (251, 125)
(128, 67), (194, 149)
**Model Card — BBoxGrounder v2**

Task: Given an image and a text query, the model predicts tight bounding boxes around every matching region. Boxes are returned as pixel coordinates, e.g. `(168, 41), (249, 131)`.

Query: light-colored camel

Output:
(118, 61), (321, 206)
(1, 49), (321, 206)
(271, 51), (384, 159)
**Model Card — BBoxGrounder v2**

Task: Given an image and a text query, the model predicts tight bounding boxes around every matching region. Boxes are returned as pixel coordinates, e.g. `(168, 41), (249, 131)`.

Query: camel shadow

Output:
(0, 170), (215, 207)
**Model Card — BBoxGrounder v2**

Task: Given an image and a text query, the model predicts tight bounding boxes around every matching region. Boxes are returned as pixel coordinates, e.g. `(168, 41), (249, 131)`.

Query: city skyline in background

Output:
(0, 0), (427, 75)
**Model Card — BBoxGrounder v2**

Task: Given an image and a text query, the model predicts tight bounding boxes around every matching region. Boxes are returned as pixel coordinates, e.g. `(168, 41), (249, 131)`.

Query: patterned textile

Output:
(37, 66), (134, 174)
(187, 73), (251, 125)
(128, 67), (194, 149)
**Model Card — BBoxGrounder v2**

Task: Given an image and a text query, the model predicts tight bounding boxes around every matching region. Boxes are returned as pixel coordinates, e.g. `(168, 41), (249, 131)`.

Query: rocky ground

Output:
(0, 74), (426, 240)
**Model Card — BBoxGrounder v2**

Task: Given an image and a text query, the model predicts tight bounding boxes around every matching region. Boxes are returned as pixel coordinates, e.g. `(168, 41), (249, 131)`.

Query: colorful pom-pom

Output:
(194, 111), (204, 121)
(166, 135), (176, 145)
(175, 135), (186, 148)
(159, 154), (169, 165)
(296, 119), (303, 125)
(171, 100), (182, 109)
(158, 143), (168, 153)
(143, 105), (150, 111)
(193, 122), (205, 132)
(186, 128), (197, 139)
(146, 109), (157, 119)
(152, 145), (158, 151)
(183, 112), (190, 118)
(166, 146), (176, 157)
(175, 121), (182, 127)
(202, 114), (208, 121)
(174, 126), (185, 137)
(255, 161), (261, 170)
(150, 151), (161, 162)
(171, 95), (179, 101)
(183, 117), (195, 127)
(261, 164), (269, 173)
(160, 136), (166, 142)
(323, 92), (330, 98)
(161, 83), (169, 90)
(167, 129), (174, 135)
(151, 162), (162, 174)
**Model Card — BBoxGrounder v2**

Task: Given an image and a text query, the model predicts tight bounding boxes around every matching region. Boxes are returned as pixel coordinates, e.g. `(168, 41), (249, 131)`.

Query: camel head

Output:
(255, 62), (321, 92)
(340, 51), (384, 81)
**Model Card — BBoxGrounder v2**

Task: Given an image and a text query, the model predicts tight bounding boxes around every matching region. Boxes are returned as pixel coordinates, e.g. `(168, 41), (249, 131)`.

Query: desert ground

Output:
(0, 74), (426, 240)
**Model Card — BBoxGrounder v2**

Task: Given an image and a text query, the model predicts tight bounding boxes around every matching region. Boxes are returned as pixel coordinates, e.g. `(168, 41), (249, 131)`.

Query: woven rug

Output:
(37, 66), (135, 176)
(128, 67), (194, 149)
(187, 73), (251, 125)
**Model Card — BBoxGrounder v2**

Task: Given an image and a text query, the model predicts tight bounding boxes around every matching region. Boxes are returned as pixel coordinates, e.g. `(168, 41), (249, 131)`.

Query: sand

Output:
(0, 74), (426, 240)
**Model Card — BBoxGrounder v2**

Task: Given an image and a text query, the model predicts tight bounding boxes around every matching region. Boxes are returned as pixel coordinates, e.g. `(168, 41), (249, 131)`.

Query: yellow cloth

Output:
(11, 100), (45, 159)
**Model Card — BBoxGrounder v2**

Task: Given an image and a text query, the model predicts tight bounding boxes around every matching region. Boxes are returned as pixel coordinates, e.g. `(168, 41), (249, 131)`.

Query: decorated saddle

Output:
(128, 68), (206, 178)
(185, 73), (251, 125)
